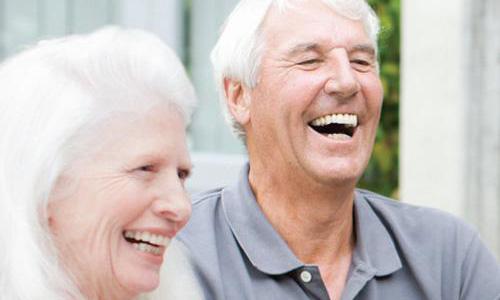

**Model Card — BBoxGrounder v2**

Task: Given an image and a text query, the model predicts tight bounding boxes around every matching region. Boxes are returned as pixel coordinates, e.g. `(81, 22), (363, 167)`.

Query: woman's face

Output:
(48, 106), (192, 299)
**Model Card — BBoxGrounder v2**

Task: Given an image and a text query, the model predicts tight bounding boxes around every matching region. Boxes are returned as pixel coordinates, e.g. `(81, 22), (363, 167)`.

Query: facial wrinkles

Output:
(285, 44), (377, 118)
(258, 48), (294, 81)
(57, 217), (116, 299)
(261, 43), (316, 86)
(85, 223), (122, 299)
(66, 172), (136, 298)
(271, 4), (374, 60)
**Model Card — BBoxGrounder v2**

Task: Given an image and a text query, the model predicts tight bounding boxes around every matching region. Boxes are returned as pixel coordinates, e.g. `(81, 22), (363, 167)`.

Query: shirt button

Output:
(300, 270), (312, 283)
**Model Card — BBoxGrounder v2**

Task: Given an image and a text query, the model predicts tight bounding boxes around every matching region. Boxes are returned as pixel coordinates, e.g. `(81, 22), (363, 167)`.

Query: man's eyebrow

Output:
(285, 42), (321, 56)
(286, 43), (376, 57)
(350, 44), (376, 56)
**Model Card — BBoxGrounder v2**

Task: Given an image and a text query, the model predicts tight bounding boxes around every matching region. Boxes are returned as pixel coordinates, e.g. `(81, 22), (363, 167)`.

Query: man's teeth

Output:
(133, 243), (162, 255)
(310, 114), (357, 127)
(123, 230), (170, 247)
(327, 133), (351, 141)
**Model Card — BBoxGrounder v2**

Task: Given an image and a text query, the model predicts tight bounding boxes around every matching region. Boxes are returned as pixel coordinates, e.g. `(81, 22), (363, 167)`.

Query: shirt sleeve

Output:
(460, 232), (500, 300)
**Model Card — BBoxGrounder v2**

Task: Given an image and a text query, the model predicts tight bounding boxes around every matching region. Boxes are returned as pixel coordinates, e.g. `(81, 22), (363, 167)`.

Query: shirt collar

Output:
(222, 164), (303, 275)
(222, 163), (402, 277)
(352, 191), (402, 276)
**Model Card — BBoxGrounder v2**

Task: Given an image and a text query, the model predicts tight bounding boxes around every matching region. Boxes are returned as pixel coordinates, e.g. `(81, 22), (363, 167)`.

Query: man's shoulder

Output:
(358, 189), (500, 298)
(359, 189), (469, 222)
(191, 187), (225, 207)
(178, 187), (227, 243)
(357, 188), (478, 251)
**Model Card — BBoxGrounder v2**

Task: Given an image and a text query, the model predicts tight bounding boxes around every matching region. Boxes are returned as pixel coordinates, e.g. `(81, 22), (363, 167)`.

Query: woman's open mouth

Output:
(122, 230), (170, 256)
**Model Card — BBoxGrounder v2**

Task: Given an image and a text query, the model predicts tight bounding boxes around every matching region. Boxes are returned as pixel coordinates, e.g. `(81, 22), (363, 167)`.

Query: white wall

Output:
(401, 0), (467, 215)
(186, 153), (246, 194)
(401, 0), (500, 257)
(118, 0), (184, 57)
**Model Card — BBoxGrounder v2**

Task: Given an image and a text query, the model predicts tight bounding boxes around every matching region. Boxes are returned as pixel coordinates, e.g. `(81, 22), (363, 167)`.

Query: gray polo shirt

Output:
(174, 164), (500, 299)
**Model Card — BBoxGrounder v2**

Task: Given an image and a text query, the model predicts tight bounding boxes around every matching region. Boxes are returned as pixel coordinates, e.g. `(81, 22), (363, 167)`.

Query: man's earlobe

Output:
(224, 78), (251, 126)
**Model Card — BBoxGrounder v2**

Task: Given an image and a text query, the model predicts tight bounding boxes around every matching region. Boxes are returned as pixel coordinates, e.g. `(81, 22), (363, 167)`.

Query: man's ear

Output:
(224, 78), (251, 126)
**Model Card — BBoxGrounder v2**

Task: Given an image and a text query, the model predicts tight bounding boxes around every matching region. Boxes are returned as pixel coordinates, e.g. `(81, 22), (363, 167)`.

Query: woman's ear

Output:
(224, 78), (251, 126)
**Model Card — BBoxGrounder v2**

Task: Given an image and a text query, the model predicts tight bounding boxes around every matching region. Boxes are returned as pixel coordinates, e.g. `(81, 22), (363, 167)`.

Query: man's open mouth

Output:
(308, 113), (358, 140)
(123, 230), (169, 255)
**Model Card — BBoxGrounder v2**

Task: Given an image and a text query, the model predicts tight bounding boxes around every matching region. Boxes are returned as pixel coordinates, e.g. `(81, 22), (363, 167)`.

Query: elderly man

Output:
(166, 0), (500, 299)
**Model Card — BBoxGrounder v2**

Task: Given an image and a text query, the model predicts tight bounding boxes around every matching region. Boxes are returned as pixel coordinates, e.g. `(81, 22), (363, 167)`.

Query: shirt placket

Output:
(293, 266), (331, 300)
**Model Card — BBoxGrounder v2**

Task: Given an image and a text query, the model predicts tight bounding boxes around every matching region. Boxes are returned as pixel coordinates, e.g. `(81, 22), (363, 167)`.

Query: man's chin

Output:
(305, 158), (366, 186)
(321, 174), (360, 188)
(305, 169), (361, 189)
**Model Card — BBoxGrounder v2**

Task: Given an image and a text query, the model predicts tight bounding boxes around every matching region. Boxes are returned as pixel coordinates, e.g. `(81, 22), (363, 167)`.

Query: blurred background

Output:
(0, 0), (498, 258)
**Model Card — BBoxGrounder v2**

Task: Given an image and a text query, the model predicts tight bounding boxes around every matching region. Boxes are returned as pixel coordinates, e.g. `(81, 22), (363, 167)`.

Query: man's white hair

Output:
(0, 27), (196, 299)
(211, 0), (380, 139)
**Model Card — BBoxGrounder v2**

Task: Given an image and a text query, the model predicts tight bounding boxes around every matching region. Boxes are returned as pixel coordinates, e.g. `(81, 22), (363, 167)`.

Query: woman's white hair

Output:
(0, 27), (196, 299)
(211, 0), (380, 138)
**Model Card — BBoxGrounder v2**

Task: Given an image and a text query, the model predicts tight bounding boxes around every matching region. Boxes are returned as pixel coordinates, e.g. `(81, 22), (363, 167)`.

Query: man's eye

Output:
(298, 59), (321, 65)
(351, 59), (373, 72)
(351, 59), (370, 66)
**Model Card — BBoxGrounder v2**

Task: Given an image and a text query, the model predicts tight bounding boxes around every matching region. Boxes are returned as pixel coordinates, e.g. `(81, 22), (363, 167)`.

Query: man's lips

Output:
(308, 113), (358, 139)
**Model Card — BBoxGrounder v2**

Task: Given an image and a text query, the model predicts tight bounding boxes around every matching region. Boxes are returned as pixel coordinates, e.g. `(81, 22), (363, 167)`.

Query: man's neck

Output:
(248, 164), (356, 266)
(248, 160), (357, 300)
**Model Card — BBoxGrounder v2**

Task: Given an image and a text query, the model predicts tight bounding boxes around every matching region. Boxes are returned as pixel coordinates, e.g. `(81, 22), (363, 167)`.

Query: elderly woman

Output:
(0, 27), (197, 299)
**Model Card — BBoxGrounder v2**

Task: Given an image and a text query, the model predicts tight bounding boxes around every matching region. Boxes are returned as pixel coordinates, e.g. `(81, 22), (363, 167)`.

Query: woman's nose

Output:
(152, 184), (192, 228)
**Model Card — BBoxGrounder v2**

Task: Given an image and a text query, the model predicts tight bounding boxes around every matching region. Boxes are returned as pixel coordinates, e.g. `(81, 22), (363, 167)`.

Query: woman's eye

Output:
(137, 165), (156, 172)
(177, 169), (190, 180)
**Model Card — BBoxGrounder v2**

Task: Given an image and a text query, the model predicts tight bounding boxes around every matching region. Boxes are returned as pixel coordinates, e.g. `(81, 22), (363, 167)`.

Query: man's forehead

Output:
(261, 1), (372, 50)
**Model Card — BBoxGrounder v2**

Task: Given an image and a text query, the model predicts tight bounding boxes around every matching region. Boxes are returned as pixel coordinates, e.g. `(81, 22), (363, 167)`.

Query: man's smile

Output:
(308, 113), (358, 140)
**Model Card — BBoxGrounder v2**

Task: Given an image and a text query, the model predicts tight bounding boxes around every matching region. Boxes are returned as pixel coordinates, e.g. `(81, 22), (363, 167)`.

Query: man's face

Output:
(245, 0), (383, 186)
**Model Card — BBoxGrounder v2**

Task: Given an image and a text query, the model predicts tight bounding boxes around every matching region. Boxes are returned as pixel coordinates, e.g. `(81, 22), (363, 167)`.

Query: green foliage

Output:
(358, 0), (400, 198)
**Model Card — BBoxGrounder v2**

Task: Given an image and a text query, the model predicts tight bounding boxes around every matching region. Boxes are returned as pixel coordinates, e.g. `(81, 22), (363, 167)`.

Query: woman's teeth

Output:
(123, 230), (171, 255)
(123, 230), (170, 247)
(133, 243), (162, 255)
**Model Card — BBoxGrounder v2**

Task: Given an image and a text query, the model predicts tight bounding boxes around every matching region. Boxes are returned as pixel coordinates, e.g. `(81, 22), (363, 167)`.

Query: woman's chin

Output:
(115, 269), (161, 297)
(130, 275), (160, 295)
(112, 240), (164, 296)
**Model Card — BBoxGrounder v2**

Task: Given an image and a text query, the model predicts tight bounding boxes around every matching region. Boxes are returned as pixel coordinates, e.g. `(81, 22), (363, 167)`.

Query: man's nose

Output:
(152, 181), (192, 227)
(323, 51), (360, 99)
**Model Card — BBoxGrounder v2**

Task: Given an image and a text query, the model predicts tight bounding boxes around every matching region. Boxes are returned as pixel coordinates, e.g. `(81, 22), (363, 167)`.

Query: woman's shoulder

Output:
(147, 239), (204, 300)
